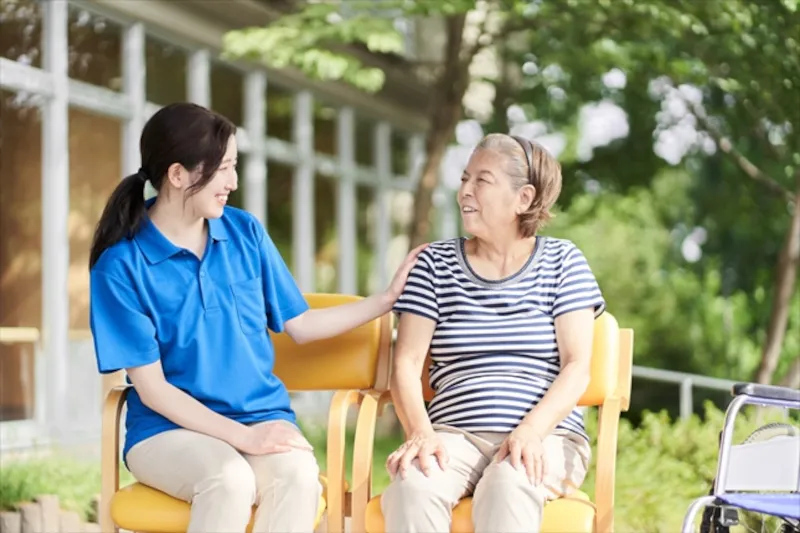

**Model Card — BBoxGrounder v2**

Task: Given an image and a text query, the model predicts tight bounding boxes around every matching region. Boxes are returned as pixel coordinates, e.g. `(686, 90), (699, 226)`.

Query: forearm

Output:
(391, 365), (434, 437)
(520, 362), (591, 437)
(139, 381), (248, 448)
(288, 292), (392, 344)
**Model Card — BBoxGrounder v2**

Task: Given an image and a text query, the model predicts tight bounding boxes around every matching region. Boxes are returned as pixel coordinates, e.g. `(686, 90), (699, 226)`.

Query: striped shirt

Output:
(393, 236), (605, 441)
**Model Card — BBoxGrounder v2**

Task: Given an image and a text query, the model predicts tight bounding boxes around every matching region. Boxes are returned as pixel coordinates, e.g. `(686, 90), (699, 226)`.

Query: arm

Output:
(282, 243), (428, 344)
(283, 291), (393, 345)
(519, 307), (594, 437)
(127, 360), (251, 449)
(390, 312), (437, 437)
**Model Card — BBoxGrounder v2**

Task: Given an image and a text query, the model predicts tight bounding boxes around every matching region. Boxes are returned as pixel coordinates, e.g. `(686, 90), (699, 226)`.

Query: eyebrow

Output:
(463, 169), (495, 179)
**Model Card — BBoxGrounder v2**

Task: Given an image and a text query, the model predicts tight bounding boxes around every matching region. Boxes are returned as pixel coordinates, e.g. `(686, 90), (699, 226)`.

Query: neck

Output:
(472, 233), (536, 264)
(149, 194), (206, 249)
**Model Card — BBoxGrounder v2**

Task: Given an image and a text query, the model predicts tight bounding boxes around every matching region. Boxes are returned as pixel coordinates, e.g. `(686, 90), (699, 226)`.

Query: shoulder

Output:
(418, 238), (460, 266)
(91, 237), (140, 282)
(220, 206), (265, 241)
(540, 236), (586, 264)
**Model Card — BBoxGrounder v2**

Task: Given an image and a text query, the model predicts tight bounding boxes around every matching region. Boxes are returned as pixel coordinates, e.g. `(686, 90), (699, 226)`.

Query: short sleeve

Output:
(393, 250), (439, 323)
(257, 225), (309, 332)
(89, 271), (160, 374)
(552, 244), (606, 319)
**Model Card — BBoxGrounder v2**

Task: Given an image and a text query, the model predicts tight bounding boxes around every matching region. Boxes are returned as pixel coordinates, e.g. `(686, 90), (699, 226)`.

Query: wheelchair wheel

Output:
(700, 423), (799, 533)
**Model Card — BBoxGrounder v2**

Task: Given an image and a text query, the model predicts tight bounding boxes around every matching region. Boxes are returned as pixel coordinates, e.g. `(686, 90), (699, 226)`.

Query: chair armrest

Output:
(732, 382), (800, 403)
(100, 385), (131, 533)
(350, 390), (394, 533)
(325, 389), (368, 533)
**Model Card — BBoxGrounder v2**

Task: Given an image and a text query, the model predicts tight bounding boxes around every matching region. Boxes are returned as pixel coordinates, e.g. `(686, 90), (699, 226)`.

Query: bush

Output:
(581, 401), (795, 532)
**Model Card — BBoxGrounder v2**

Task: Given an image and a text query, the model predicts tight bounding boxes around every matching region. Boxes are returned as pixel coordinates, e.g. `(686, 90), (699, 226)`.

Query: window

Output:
(0, 0), (42, 67)
(67, 6), (123, 91)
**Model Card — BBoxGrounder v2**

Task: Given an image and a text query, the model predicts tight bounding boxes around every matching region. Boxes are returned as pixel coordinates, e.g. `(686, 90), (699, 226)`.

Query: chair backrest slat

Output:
(271, 293), (391, 392)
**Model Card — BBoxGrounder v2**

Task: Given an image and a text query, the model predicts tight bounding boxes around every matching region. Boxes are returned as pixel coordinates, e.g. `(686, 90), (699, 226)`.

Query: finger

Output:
(264, 444), (293, 454)
(287, 437), (314, 450)
(399, 445), (419, 479)
(386, 455), (398, 476)
(408, 243), (429, 258)
(418, 447), (431, 476)
(522, 448), (535, 484)
(494, 441), (509, 463)
(537, 455), (547, 486)
(434, 446), (449, 470)
(508, 440), (522, 469)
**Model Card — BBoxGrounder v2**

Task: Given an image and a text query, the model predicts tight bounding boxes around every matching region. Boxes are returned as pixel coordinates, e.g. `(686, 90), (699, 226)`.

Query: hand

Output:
(233, 421), (314, 456)
(386, 430), (448, 479)
(494, 424), (548, 485)
(383, 243), (429, 305)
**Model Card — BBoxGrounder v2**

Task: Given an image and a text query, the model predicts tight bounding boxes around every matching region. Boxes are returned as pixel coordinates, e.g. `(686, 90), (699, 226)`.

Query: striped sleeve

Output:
(392, 249), (439, 323)
(552, 244), (606, 318)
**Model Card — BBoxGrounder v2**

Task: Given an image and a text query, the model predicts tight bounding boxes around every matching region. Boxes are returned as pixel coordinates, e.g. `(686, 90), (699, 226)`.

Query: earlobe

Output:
(166, 162), (184, 189)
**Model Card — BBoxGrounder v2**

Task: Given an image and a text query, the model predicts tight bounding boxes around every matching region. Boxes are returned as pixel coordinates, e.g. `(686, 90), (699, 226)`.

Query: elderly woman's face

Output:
(458, 149), (527, 238)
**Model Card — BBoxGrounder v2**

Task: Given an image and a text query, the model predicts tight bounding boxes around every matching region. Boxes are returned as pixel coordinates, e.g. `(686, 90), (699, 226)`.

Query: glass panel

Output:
(391, 131), (409, 176)
(266, 82), (292, 143)
(315, 175), (337, 292)
(145, 36), (187, 106)
(0, 0), (42, 67)
(266, 161), (294, 268)
(356, 185), (375, 296)
(210, 62), (243, 126)
(355, 116), (374, 168)
(68, 6), (123, 91)
(314, 101), (337, 156)
(68, 107), (122, 329)
(0, 90), (43, 422)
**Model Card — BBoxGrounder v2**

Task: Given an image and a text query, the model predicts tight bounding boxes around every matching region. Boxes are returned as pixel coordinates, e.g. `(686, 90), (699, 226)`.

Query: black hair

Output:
(88, 102), (236, 269)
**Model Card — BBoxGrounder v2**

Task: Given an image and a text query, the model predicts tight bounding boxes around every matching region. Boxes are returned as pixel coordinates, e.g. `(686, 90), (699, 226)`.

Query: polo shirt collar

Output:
(135, 197), (229, 264)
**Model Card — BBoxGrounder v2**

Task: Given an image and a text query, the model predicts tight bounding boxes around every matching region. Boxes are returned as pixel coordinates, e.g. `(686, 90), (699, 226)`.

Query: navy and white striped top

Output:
(393, 236), (605, 441)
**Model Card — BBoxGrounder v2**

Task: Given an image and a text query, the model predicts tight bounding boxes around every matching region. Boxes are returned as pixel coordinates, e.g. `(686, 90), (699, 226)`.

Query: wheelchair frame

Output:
(681, 382), (800, 533)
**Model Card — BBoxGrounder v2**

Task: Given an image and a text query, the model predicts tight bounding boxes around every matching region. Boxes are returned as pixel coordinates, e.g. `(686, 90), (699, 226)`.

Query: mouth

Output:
(461, 206), (478, 214)
(215, 194), (229, 206)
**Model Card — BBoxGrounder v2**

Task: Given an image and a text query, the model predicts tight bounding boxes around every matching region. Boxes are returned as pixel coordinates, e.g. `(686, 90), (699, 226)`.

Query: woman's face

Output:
(187, 134), (239, 220)
(457, 148), (530, 239)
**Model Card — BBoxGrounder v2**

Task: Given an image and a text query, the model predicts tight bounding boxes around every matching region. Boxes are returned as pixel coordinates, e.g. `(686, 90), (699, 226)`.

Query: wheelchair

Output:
(681, 382), (800, 533)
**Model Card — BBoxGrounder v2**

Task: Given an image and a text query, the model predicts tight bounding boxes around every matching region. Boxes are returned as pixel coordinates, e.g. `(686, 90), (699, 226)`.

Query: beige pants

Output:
(381, 424), (591, 533)
(126, 420), (322, 533)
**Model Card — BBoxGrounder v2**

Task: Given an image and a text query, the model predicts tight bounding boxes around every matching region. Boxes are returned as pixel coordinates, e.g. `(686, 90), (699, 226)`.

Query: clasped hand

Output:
(495, 424), (548, 485)
(234, 421), (313, 456)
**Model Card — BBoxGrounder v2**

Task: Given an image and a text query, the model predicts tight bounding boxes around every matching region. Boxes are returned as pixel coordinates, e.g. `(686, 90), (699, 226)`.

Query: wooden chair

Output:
(354, 312), (634, 533)
(99, 293), (392, 533)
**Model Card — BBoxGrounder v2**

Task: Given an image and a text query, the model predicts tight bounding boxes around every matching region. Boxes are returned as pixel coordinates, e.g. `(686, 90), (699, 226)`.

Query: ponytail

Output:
(88, 172), (147, 269)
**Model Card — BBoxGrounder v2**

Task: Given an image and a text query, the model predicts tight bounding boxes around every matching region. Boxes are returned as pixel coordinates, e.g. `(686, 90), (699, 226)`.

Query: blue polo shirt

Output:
(89, 203), (309, 461)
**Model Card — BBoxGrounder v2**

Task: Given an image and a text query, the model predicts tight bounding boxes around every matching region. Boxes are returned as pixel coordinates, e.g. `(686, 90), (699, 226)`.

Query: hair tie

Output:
(136, 167), (149, 183)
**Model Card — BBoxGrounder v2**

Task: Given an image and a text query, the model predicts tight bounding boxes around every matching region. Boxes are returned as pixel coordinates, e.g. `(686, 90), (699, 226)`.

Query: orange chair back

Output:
(421, 312), (630, 406)
(270, 293), (392, 392)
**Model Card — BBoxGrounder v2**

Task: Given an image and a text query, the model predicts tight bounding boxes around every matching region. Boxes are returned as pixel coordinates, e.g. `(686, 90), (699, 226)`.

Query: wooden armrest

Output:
(100, 385), (131, 533)
(350, 390), (393, 533)
(325, 389), (369, 533)
(594, 396), (622, 533)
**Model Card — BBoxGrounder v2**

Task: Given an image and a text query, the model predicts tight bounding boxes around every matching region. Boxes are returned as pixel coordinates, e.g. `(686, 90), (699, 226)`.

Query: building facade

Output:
(0, 0), (446, 452)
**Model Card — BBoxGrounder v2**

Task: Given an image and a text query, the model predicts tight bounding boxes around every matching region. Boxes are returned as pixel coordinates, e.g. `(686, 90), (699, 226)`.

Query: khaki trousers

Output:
(381, 424), (591, 533)
(126, 420), (322, 533)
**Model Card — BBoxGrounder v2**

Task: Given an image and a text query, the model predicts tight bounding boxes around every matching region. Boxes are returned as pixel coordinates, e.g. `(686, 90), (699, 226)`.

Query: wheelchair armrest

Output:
(732, 382), (800, 403)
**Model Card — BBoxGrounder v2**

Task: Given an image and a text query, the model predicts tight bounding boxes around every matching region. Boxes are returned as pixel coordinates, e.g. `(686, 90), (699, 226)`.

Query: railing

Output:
(631, 365), (740, 420)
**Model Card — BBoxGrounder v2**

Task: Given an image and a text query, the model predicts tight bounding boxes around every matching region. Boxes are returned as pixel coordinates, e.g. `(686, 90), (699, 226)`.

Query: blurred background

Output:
(0, 0), (797, 530)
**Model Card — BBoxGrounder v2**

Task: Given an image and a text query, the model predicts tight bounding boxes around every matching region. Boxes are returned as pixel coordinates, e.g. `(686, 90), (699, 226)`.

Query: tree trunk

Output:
(778, 356), (800, 389)
(408, 14), (471, 248)
(754, 177), (800, 384)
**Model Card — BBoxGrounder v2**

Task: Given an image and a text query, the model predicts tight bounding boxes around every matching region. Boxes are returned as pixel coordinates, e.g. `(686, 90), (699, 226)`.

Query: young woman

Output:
(89, 102), (424, 533)
(382, 133), (605, 533)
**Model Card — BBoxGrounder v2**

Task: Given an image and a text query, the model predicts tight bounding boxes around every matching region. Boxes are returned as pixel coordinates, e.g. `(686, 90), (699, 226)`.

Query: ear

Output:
(517, 184), (536, 214)
(165, 162), (187, 189)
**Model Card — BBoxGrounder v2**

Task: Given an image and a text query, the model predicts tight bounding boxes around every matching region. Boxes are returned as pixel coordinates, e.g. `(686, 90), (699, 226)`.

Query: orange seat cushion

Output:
(111, 476), (331, 533)
(365, 490), (595, 533)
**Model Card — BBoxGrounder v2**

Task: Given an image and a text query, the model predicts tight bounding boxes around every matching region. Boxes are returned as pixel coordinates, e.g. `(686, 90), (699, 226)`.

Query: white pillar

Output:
(374, 122), (392, 290)
(336, 107), (357, 295)
(408, 133), (425, 186)
(243, 71), (267, 225)
(122, 23), (146, 176)
(292, 91), (315, 291)
(187, 49), (210, 107)
(41, 0), (69, 438)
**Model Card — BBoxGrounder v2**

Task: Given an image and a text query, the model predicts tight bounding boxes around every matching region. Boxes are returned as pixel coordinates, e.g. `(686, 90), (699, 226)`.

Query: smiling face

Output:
(458, 147), (535, 240)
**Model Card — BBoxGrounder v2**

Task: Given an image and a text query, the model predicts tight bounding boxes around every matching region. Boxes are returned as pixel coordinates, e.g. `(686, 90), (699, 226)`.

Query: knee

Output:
(474, 460), (543, 501)
(199, 456), (257, 506)
(382, 461), (444, 507)
(263, 450), (321, 493)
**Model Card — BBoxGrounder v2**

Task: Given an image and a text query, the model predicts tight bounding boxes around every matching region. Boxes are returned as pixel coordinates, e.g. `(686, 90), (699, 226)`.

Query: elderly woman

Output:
(382, 133), (605, 533)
